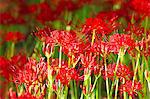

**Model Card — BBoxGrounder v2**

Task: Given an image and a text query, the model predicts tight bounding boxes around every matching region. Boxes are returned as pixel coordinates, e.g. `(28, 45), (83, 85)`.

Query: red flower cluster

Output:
(108, 33), (135, 53)
(37, 2), (56, 24)
(56, 66), (81, 85)
(36, 28), (84, 58)
(13, 58), (47, 85)
(0, 54), (27, 81)
(0, 56), (10, 80)
(9, 88), (42, 99)
(119, 80), (142, 97)
(80, 53), (100, 75)
(4, 32), (25, 43)
(12, 58), (47, 97)
(102, 64), (133, 81)
(0, 12), (25, 25)
(125, 23), (145, 38)
(130, 0), (150, 16)
(82, 18), (112, 36)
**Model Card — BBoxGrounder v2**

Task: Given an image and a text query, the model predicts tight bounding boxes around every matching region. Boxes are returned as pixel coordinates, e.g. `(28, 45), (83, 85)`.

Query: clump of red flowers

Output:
(102, 64), (133, 81)
(119, 80), (142, 98)
(0, 54), (27, 81)
(130, 0), (150, 16)
(56, 66), (81, 86)
(4, 32), (25, 43)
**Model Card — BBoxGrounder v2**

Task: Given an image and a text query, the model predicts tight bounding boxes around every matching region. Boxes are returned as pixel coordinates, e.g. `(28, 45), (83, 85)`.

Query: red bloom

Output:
(119, 80), (142, 98)
(0, 56), (10, 80)
(0, 12), (25, 25)
(13, 58), (47, 84)
(0, 54), (27, 81)
(80, 53), (100, 75)
(130, 0), (150, 16)
(109, 33), (135, 53)
(11, 54), (27, 70)
(36, 28), (83, 58)
(36, 2), (56, 24)
(0, 12), (15, 25)
(102, 64), (133, 81)
(82, 18), (112, 36)
(4, 32), (25, 43)
(56, 64), (81, 85)
(9, 88), (39, 99)
(125, 23), (144, 38)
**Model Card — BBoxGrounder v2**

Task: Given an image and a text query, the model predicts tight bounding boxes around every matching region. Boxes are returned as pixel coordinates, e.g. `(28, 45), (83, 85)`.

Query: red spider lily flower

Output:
(4, 32), (25, 43)
(13, 58), (47, 97)
(9, 88), (39, 99)
(102, 64), (133, 81)
(56, 64), (81, 85)
(0, 12), (25, 25)
(18, 3), (37, 15)
(10, 54), (27, 70)
(138, 35), (150, 57)
(28, 4), (37, 13)
(36, 2), (56, 24)
(125, 23), (145, 38)
(0, 56), (10, 80)
(0, 12), (15, 25)
(82, 18), (112, 36)
(80, 53), (100, 75)
(0, 54), (27, 81)
(36, 28), (84, 58)
(119, 80), (142, 98)
(130, 0), (150, 16)
(34, 27), (52, 41)
(108, 33), (136, 53)
(13, 58), (47, 84)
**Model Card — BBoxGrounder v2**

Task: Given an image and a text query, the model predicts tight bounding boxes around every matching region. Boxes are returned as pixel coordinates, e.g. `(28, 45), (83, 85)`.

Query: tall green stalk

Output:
(104, 53), (110, 99)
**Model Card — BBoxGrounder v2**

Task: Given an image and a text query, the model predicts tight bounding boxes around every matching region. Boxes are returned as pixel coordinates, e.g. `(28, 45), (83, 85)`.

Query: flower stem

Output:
(132, 51), (140, 86)
(123, 78), (127, 99)
(130, 50), (140, 99)
(70, 81), (75, 99)
(144, 16), (148, 38)
(59, 46), (62, 68)
(91, 29), (96, 46)
(104, 53), (110, 99)
(64, 86), (68, 99)
(74, 80), (78, 99)
(91, 75), (100, 93)
(47, 56), (53, 99)
(114, 79), (119, 99)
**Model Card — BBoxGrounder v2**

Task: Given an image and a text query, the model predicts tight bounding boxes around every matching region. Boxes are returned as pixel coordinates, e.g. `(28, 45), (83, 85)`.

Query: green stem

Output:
(110, 81), (115, 98)
(83, 73), (90, 99)
(64, 86), (68, 99)
(148, 80), (150, 92)
(59, 46), (62, 68)
(47, 57), (53, 99)
(91, 29), (96, 46)
(114, 79), (119, 99)
(10, 42), (15, 58)
(104, 53), (110, 99)
(110, 49), (122, 98)
(130, 50), (140, 99)
(144, 16), (148, 38)
(45, 46), (53, 99)
(91, 75), (100, 93)
(7, 42), (15, 58)
(123, 79), (127, 99)
(70, 81), (75, 99)
(132, 51), (140, 85)
(74, 80), (78, 99)
(80, 93), (83, 99)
